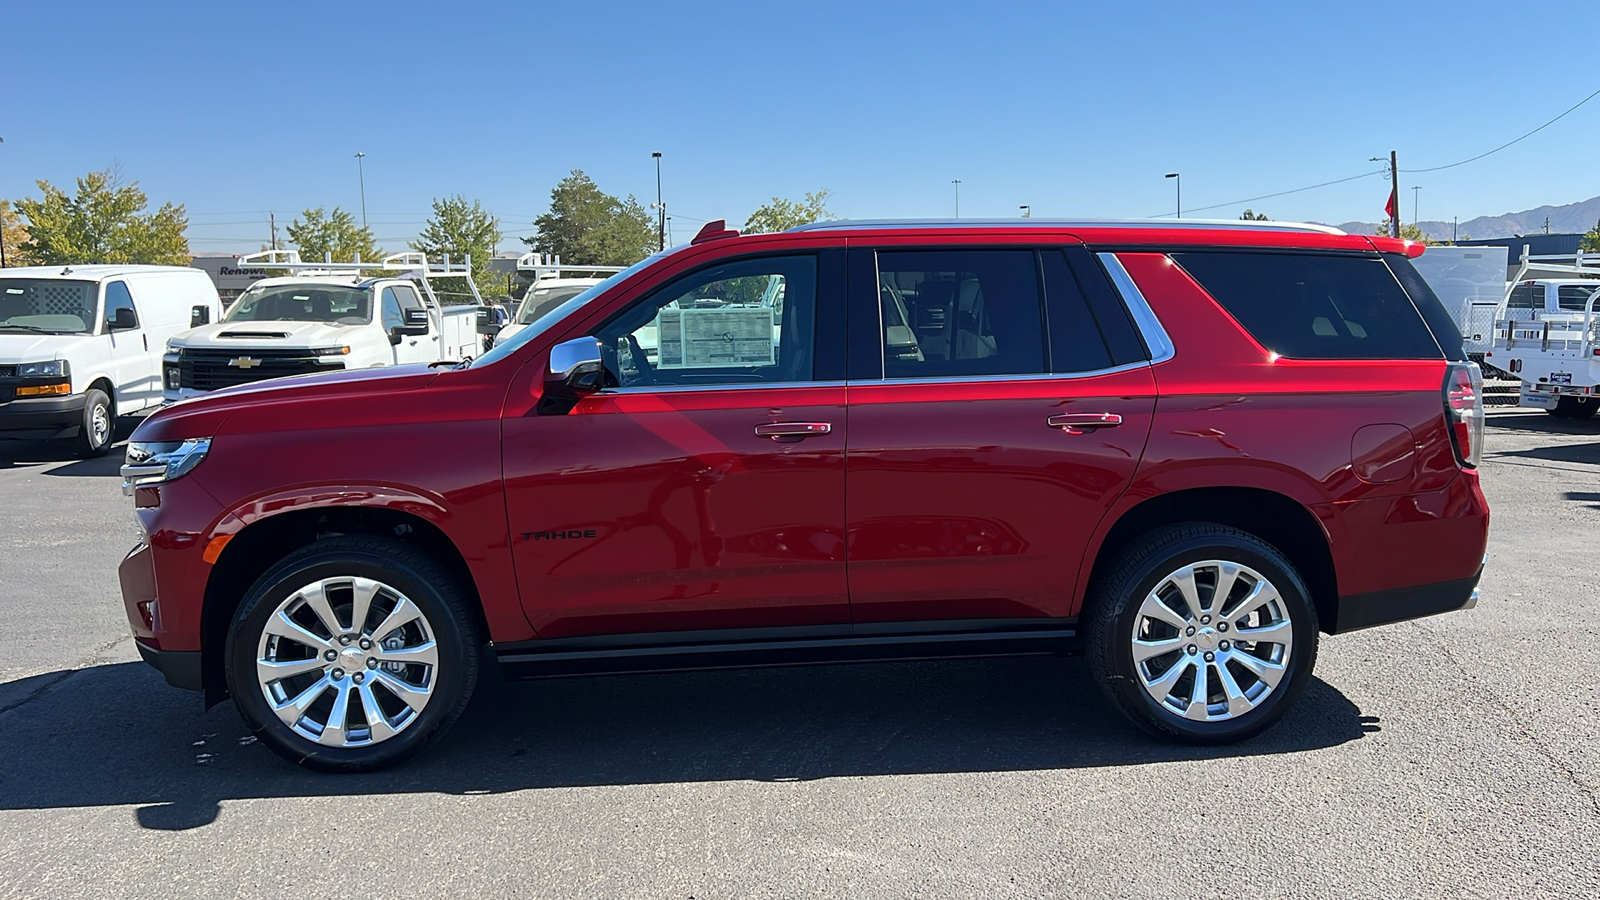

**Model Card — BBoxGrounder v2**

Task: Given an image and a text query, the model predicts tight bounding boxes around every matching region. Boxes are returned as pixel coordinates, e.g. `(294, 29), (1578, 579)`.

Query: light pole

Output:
(1165, 172), (1181, 219)
(1019, 205), (1031, 219)
(354, 152), (368, 230)
(1412, 185), (1421, 231)
(652, 152), (664, 252)
(952, 179), (961, 218)
(0, 135), (7, 269)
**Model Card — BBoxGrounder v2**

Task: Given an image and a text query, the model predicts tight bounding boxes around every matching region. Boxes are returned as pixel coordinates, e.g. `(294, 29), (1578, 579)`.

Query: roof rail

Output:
(515, 252), (627, 280)
(783, 218), (1348, 236)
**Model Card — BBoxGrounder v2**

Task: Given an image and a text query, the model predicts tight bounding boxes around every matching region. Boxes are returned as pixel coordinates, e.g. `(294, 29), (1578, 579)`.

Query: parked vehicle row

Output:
(118, 218), (1489, 772)
(1486, 251), (1600, 418)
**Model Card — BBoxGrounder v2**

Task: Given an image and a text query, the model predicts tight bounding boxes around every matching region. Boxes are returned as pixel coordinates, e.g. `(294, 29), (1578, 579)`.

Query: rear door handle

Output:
(1047, 413), (1122, 434)
(755, 422), (831, 441)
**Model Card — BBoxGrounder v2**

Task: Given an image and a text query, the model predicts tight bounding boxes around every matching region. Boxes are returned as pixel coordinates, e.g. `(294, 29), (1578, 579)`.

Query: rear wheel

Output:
(225, 536), (479, 772)
(1087, 523), (1319, 743)
(1553, 396), (1598, 419)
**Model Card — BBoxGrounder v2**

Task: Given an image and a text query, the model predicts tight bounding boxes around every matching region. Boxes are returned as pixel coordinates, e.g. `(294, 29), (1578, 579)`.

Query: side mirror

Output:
(539, 336), (605, 414)
(475, 306), (502, 335)
(390, 307), (430, 343)
(403, 307), (429, 327)
(190, 305), (211, 327)
(107, 307), (139, 331)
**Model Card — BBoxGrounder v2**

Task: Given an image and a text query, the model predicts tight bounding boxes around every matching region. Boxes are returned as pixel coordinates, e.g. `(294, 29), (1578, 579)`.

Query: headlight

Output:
(312, 346), (351, 357)
(121, 438), (212, 496)
(16, 360), (68, 378)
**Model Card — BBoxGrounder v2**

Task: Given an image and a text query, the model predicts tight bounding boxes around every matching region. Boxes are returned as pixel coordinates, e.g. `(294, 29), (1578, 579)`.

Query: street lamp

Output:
(0, 135), (7, 269)
(354, 152), (368, 230)
(652, 152), (664, 252)
(1019, 205), (1031, 219)
(952, 179), (961, 218)
(1165, 172), (1181, 219)
(1412, 185), (1421, 230)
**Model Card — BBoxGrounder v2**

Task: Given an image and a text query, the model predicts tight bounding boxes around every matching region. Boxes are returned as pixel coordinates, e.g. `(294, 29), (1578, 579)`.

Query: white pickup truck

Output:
(163, 251), (489, 401)
(1486, 251), (1600, 418)
(492, 253), (625, 348)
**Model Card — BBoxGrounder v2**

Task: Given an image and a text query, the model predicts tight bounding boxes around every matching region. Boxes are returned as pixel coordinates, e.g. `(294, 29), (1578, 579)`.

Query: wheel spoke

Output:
(1229, 649), (1287, 688)
(264, 610), (332, 652)
(1236, 618), (1293, 647)
(357, 682), (398, 742)
(1184, 661), (1211, 720)
(350, 577), (381, 636)
(373, 670), (431, 713)
(1137, 592), (1189, 631)
(1212, 562), (1242, 613)
(1168, 566), (1204, 620)
(256, 656), (327, 683)
(1132, 635), (1185, 663)
(300, 581), (343, 637)
(1227, 581), (1283, 624)
(1141, 655), (1192, 704)
(271, 673), (332, 727)
(317, 682), (352, 746)
(374, 640), (438, 668)
(1216, 662), (1253, 717)
(371, 597), (423, 643)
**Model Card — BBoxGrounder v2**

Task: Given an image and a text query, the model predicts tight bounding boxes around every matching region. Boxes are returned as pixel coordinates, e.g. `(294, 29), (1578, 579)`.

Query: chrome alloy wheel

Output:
(89, 403), (111, 447)
(1131, 560), (1294, 722)
(255, 576), (439, 747)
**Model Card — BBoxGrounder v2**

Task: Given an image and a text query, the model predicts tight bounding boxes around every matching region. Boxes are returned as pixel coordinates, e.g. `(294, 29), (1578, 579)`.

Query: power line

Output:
(1149, 169), (1385, 218)
(1401, 84), (1600, 173)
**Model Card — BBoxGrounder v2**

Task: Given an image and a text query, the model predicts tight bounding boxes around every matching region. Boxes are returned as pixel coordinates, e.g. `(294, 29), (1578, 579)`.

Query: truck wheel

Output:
(1555, 396), (1598, 420)
(224, 536), (480, 772)
(69, 388), (114, 458)
(1086, 523), (1319, 744)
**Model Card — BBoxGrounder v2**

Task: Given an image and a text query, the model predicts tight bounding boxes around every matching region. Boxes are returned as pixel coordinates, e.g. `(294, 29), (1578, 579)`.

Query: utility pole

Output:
(952, 179), (961, 218)
(1412, 186), (1421, 231)
(1544, 216), (1551, 235)
(1453, 216), (1458, 243)
(652, 152), (664, 252)
(1389, 150), (1399, 238)
(0, 135), (7, 268)
(269, 212), (278, 251)
(354, 152), (368, 229)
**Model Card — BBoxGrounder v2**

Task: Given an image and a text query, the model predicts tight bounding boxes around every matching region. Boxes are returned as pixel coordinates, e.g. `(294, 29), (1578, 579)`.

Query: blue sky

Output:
(3, 0), (1596, 254)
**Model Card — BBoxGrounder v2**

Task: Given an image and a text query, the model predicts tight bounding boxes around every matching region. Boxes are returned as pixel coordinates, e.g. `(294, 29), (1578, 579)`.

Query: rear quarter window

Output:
(1171, 252), (1444, 360)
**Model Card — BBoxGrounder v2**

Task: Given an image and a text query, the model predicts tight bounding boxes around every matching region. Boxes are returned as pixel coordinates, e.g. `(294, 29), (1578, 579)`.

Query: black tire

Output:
(224, 536), (480, 772)
(1086, 523), (1319, 744)
(1555, 396), (1598, 420)
(70, 388), (113, 458)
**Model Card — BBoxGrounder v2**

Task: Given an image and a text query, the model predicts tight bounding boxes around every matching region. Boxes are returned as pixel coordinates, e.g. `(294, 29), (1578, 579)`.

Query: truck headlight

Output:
(16, 360), (68, 378)
(121, 438), (212, 496)
(312, 346), (352, 356)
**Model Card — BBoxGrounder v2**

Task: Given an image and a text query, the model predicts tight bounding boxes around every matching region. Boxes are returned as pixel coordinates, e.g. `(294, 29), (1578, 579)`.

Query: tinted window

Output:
(1384, 255), (1465, 360)
(104, 281), (139, 329)
(1065, 246), (1149, 365)
(875, 250), (1044, 378)
(1558, 284), (1599, 312)
(1040, 250), (1113, 373)
(1506, 284), (1541, 309)
(596, 255), (816, 388)
(1172, 252), (1443, 360)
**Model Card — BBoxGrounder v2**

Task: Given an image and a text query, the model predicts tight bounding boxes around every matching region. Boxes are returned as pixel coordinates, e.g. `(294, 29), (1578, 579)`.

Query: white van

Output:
(0, 265), (221, 456)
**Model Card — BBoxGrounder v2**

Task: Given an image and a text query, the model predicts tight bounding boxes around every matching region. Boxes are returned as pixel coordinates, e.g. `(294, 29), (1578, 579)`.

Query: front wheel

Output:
(70, 388), (113, 458)
(225, 536), (479, 772)
(1086, 523), (1319, 744)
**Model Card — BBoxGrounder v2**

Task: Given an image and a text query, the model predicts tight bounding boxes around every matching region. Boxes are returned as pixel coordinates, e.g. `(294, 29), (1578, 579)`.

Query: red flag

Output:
(1384, 188), (1397, 221)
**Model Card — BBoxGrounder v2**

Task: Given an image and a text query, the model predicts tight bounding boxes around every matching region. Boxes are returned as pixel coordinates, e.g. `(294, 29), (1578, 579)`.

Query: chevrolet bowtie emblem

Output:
(228, 357), (262, 369)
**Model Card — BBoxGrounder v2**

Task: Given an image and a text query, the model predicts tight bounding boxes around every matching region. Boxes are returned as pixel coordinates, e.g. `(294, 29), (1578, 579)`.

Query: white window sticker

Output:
(655, 307), (775, 369)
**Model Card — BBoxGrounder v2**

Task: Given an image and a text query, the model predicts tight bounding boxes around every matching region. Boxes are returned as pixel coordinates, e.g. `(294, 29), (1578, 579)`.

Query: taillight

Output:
(1444, 363), (1483, 469)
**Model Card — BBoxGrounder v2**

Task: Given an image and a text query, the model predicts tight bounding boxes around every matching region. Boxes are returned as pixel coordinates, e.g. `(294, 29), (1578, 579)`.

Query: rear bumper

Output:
(136, 640), (203, 691)
(0, 392), (86, 440)
(1332, 562), (1482, 633)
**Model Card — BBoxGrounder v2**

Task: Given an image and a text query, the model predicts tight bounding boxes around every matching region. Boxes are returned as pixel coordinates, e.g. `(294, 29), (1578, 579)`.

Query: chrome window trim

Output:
(1096, 252), (1176, 365)
(598, 361), (1155, 395)
(604, 380), (847, 395)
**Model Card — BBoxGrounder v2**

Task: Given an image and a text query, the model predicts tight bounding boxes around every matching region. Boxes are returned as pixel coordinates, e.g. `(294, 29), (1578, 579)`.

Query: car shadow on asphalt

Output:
(0, 425), (136, 474)
(0, 655), (1371, 831)
(1487, 410), (1600, 436)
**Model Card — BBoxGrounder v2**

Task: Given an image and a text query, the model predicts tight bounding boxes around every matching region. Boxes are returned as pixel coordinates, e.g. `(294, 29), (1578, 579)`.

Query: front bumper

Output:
(0, 392), (87, 440)
(136, 641), (203, 691)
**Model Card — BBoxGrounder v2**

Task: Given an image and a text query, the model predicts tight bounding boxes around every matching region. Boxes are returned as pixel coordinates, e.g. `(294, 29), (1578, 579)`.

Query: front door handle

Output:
(1047, 413), (1122, 434)
(755, 422), (831, 441)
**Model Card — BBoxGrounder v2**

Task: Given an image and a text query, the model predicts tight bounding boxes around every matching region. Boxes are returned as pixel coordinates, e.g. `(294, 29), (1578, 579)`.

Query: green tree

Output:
(523, 170), (654, 266)
(1582, 218), (1600, 253)
(1374, 221), (1433, 244)
(1, 199), (35, 267)
(1239, 209), (1269, 221)
(14, 168), (189, 265)
(286, 207), (383, 264)
(410, 195), (503, 301)
(744, 189), (834, 234)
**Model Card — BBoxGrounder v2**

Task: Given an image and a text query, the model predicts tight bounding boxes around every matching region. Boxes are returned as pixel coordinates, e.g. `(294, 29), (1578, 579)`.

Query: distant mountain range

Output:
(1334, 195), (1600, 242)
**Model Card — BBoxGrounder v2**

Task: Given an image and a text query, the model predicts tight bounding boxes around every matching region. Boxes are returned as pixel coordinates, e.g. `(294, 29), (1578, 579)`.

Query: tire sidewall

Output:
(225, 543), (474, 770)
(1101, 532), (1318, 742)
(77, 389), (112, 457)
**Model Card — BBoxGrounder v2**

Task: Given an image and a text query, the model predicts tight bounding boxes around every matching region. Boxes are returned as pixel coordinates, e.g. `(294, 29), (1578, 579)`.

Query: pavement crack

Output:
(0, 635), (132, 718)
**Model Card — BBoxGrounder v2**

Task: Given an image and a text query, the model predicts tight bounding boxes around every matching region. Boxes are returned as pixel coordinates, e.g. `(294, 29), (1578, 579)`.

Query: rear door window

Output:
(874, 250), (1045, 379)
(1040, 250), (1113, 373)
(1558, 284), (1599, 312)
(1171, 252), (1443, 360)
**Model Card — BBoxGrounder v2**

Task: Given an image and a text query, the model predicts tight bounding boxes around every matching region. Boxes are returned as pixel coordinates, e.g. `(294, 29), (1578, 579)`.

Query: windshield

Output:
(472, 255), (661, 368)
(224, 283), (373, 324)
(0, 279), (97, 334)
(515, 284), (593, 324)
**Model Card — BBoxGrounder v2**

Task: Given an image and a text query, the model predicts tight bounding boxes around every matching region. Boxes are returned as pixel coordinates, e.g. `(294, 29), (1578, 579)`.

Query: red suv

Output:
(118, 220), (1488, 771)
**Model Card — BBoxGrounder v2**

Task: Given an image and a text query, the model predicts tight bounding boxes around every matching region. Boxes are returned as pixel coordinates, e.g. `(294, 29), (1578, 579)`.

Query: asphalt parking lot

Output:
(0, 409), (1596, 899)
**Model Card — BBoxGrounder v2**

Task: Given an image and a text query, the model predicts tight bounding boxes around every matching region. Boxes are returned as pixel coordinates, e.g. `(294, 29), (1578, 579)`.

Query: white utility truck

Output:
(1409, 244), (1509, 369)
(163, 251), (488, 402)
(0, 264), (221, 456)
(1486, 251), (1600, 418)
(492, 253), (625, 348)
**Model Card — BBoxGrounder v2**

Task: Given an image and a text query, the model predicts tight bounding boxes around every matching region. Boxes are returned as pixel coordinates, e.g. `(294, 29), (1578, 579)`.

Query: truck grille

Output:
(0, 386), (13, 403)
(0, 366), (15, 377)
(177, 349), (342, 391)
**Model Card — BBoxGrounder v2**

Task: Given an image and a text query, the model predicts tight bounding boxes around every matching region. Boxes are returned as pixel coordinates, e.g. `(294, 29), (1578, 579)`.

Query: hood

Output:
(0, 332), (97, 365)
(171, 320), (363, 350)
(132, 364), (440, 443)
